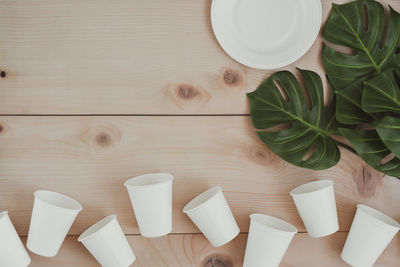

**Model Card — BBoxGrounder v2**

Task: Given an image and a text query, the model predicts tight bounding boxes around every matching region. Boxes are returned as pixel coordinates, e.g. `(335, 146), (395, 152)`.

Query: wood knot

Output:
(354, 164), (384, 197)
(0, 71), (6, 78)
(223, 69), (241, 86)
(165, 82), (211, 110)
(177, 83), (199, 100)
(249, 146), (272, 166)
(255, 150), (266, 160)
(0, 123), (10, 138)
(96, 132), (111, 147)
(81, 124), (122, 153)
(202, 254), (233, 267)
(218, 68), (244, 89)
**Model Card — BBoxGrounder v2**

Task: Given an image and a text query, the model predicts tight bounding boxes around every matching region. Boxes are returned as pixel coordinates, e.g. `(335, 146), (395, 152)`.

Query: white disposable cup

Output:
(183, 186), (239, 247)
(341, 204), (400, 267)
(78, 215), (136, 267)
(27, 190), (83, 257)
(290, 180), (339, 237)
(243, 214), (297, 267)
(0, 211), (31, 267)
(124, 173), (173, 237)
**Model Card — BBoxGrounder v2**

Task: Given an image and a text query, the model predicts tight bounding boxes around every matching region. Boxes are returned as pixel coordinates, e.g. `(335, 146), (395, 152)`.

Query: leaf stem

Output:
(333, 139), (358, 155)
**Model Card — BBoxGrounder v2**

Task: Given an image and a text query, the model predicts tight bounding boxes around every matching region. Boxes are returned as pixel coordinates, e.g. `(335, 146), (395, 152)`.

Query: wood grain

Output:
(2, 0), (400, 265)
(0, 0), (398, 114)
(23, 233), (400, 267)
(1, 116), (399, 236)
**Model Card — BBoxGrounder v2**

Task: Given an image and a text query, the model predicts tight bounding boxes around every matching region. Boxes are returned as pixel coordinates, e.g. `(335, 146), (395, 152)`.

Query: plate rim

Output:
(210, 0), (322, 70)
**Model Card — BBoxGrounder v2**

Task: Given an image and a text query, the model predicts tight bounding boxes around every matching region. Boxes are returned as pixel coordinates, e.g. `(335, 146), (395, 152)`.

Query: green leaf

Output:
(339, 128), (400, 178)
(375, 116), (400, 158)
(247, 69), (340, 170)
(362, 68), (400, 113)
(335, 80), (375, 124)
(322, 0), (400, 90)
(247, 0), (400, 177)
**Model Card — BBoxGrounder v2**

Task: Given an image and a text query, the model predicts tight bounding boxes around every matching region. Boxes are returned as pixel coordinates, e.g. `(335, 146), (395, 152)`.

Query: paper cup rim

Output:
(290, 180), (333, 196)
(34, 190), (83, 213)
(124, 173), (174, 189)
(250, 213), (298, 236)
(183, 186), (222, 214)
(356, 204), (400, 232)
(78, 214), (117, 242)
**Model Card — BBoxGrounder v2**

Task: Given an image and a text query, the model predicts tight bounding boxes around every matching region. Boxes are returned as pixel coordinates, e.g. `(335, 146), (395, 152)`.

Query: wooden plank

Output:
(1, 0), (398, 114)
(23, 233), (400, 266)
(1, 116), (399, 235)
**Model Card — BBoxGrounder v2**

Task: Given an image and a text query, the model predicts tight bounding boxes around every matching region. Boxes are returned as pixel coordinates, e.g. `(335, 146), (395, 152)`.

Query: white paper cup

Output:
(341, 204), (400, 267)
(183, 186), (239, 247)
(290, 180), (338, 237)
(78, 215), (136, 267)
(125, 173), (173, 237)
(27, 190), (83, 257)
(243, 214), (297, 267)
(0, 211), (31, 267)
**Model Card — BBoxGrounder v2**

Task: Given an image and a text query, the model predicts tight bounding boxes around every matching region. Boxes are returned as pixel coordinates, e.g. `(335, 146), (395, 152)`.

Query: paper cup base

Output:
(141, 226), (172, 238)
(212, 227), (240, 247)
(27, 242), (57, 258)
(341, 254), (363, 267)
(308, 225), (339, 238)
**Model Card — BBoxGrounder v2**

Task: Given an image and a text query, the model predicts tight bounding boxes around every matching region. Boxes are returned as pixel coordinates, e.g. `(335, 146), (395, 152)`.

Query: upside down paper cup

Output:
(78, 215), (136, 267)
(27, 190), (83, 257)
(0, 211), (31, 267)
(183, 186), (239, 247)
(290, 180), (338, 237)
(341, 204), (400, 267)
(125, 173), (173, 238)
(243, 214), (297, 267)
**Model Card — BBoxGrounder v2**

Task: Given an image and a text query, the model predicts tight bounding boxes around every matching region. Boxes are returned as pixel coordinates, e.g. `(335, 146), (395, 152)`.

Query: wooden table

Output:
(1, 0), (399, 266)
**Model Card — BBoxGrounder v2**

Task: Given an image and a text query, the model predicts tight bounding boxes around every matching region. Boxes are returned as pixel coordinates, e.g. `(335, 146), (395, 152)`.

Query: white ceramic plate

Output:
(211, 0), (322, 69)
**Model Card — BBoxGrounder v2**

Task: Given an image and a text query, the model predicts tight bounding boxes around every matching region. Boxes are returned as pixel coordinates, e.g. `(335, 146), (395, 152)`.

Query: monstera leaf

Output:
(362, 68), (400, 113)
(340, 128), (400, 178)
(247, 0), (400, 178)
(376, 116), (400, 159)
(322, 0), (400, 126)
(335, 79), (375, 124)
(322, 0), (400, 90)
(247, 69), (341, 170)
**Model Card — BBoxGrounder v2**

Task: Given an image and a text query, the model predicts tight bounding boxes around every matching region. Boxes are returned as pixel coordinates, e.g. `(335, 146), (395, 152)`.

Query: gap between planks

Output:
(0, 114), (251, 116)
